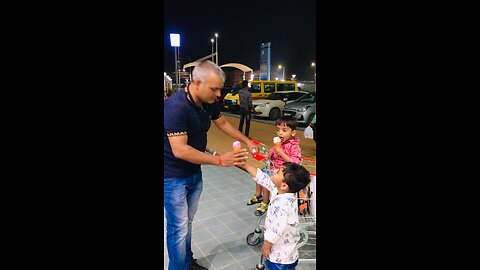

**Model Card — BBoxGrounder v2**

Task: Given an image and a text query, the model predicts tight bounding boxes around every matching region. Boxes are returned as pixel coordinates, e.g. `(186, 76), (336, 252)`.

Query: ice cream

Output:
(232, 141), (241, 152)
(273, 137), (282, 148)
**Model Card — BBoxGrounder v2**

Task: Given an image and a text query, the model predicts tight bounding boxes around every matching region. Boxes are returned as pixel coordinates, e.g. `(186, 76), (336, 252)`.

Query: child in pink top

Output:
(246, 116), (302, 216)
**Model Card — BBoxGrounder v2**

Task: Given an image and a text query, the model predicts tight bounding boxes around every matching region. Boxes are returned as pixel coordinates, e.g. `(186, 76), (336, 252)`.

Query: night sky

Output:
(164, 0), (316, 81)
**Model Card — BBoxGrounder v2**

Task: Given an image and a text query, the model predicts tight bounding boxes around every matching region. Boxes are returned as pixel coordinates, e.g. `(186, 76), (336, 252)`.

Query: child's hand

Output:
(261, 242), (271, 259)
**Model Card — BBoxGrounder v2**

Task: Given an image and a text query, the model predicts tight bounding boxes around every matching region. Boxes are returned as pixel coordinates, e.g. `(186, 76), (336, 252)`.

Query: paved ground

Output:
(207, 114), (316, 174)
(220, 111), (308, 131)
(164, 165), (317, 270)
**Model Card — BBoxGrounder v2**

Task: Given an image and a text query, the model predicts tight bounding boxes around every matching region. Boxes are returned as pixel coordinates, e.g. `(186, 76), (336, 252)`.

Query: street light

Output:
(215, 33), (218, 65)
(278, 65), (285, 80)
(291, 74), (296, 80)
(169, 33), (180, 85)
(275, 77), (279, 81)
(210, 39), (214, 62)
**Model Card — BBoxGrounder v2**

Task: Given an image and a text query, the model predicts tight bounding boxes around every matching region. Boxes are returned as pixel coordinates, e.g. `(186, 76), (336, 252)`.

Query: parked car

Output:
(282, 92), (316, 124)
(223, 80), (299, 113)
(217, 86), (232, 111)
(253, 91), (309, 120)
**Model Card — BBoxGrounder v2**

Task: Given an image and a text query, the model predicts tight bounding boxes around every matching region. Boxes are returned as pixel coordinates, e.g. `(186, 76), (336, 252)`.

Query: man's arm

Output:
(168, 135), (248, 167)
(213, 116), (257, 153)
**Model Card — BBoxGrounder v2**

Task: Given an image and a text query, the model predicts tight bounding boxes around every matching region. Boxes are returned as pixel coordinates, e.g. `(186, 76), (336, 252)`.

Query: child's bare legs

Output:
(247, 183), (263, 205)
(255, 183), (262, 197)
(262, 188), (270, 204)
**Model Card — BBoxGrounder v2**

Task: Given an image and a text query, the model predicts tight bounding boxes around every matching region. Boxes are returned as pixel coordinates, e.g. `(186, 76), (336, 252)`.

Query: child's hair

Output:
(282, 162), (311, 193)
(276, 115), (298, 130)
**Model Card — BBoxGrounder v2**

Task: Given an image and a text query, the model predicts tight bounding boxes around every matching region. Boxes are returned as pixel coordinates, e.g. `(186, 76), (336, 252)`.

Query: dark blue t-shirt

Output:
(164, 88), (221, 178)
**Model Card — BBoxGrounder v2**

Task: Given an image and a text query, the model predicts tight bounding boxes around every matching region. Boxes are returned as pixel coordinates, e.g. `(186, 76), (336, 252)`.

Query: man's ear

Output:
(291, 130), (297, 137)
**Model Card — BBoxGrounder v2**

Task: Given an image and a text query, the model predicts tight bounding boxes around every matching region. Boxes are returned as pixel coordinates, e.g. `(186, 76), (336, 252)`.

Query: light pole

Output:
(215, 33), (218, 65)
(210, 39), (214, 62)
(311, 62), (316, 91)
(278, 65), (285, 80)
(170, 33), (180, 85)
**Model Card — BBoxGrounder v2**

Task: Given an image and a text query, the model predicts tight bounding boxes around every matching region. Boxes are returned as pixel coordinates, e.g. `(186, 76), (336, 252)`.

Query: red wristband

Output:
(218, 155), (223, 167)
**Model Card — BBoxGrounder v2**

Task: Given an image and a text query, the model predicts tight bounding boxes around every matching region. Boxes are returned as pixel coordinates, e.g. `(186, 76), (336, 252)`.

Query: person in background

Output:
(309, 114), (316, 142)
(177, 78), (187, 93)
(164, 60), (257, 270)
(238, 80), (253, 138)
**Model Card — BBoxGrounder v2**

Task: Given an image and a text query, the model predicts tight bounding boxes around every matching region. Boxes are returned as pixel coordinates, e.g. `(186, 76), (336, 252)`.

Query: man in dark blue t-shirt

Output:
(164, 60), (257, 270)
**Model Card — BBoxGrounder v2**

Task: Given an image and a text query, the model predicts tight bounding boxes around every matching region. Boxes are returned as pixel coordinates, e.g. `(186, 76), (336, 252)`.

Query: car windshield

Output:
(266, 93), (288, 100)
(297, 93), (316, 102)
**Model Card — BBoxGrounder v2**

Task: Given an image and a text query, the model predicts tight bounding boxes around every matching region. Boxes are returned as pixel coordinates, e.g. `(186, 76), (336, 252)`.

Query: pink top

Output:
(268, 136), (302, 169)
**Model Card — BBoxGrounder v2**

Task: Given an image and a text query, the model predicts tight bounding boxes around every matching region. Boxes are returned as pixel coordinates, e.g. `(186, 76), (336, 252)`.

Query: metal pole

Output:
(211, 40), (214, 62)
(215, 34), (218, 65)
(174, 47), (178, 85)
(283, 67), (285, 80)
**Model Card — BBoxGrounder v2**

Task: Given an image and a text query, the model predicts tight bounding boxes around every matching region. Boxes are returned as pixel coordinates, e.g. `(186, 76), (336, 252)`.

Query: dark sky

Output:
(164, 0), (316, 80)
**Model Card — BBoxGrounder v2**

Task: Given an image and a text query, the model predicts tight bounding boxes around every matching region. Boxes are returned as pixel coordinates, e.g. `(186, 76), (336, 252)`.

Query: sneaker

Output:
(190, 259), (208, 270)
(247, 194), (263, 205)
(254, 201), (268, 216)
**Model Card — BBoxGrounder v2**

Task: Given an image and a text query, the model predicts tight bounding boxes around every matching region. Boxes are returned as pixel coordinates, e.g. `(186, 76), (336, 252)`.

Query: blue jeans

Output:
(164, 171), (203, 270)
(265, 259), (298, 270)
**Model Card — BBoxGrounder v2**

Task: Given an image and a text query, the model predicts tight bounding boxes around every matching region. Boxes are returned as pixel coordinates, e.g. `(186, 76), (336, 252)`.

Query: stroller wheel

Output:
(255, 263), (265, 270)
(246, 232), (261, 246)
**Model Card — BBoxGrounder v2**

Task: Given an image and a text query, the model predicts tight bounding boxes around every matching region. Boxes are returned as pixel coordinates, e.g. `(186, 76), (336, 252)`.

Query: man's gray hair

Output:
(192, 60), (225, 83)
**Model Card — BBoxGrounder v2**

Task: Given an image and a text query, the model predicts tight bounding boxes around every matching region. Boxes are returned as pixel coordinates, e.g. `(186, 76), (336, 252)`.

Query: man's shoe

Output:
(190, 259), (208, 270)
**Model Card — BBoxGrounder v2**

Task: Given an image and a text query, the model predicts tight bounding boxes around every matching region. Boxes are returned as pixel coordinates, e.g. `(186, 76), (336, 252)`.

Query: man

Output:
(164, 60), (257, 270)
(238, 80), (253, 138)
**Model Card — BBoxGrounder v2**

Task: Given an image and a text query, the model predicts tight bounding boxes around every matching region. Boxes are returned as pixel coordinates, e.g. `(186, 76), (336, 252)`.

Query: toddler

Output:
(247, 116), (302, 216)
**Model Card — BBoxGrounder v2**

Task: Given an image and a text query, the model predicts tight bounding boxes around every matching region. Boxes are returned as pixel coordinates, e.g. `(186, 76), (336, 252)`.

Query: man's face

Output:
(194, 72), (223, 104)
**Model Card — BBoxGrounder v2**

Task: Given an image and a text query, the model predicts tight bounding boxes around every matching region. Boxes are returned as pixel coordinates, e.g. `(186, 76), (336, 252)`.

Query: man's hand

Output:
(220, 149), (249, 167)
(245, 140), (258, 155)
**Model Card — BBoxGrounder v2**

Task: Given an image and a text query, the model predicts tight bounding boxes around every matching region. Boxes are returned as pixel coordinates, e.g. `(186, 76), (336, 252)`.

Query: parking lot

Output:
(220, 111), (308, 131)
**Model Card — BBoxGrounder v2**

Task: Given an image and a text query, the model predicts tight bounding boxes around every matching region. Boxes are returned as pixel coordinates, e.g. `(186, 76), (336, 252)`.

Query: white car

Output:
(252, 91), (309, 120)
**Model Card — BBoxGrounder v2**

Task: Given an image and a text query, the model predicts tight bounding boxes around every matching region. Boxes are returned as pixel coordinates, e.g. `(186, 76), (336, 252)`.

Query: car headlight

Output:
(257, 103), (269, 108)
(232, 100), (237, 104)
(298, 105), (310, 112)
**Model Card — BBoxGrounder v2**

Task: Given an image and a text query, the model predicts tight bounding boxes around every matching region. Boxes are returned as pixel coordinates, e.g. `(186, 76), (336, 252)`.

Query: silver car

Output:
(282, 92), (316, 124)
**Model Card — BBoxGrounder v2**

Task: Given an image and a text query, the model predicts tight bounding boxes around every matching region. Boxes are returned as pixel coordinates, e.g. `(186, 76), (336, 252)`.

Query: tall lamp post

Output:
(311, 62), (316, 91)
(278, 65), (285, 80)
(215, 33), (218, 65)
(170, 33), (180, 85)
(210, 39), (214, 62)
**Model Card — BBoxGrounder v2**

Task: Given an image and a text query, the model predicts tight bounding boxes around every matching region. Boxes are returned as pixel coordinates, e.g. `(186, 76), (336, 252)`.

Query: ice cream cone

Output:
(232, 141), (241, 152)
(273, 137), (281, 149)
